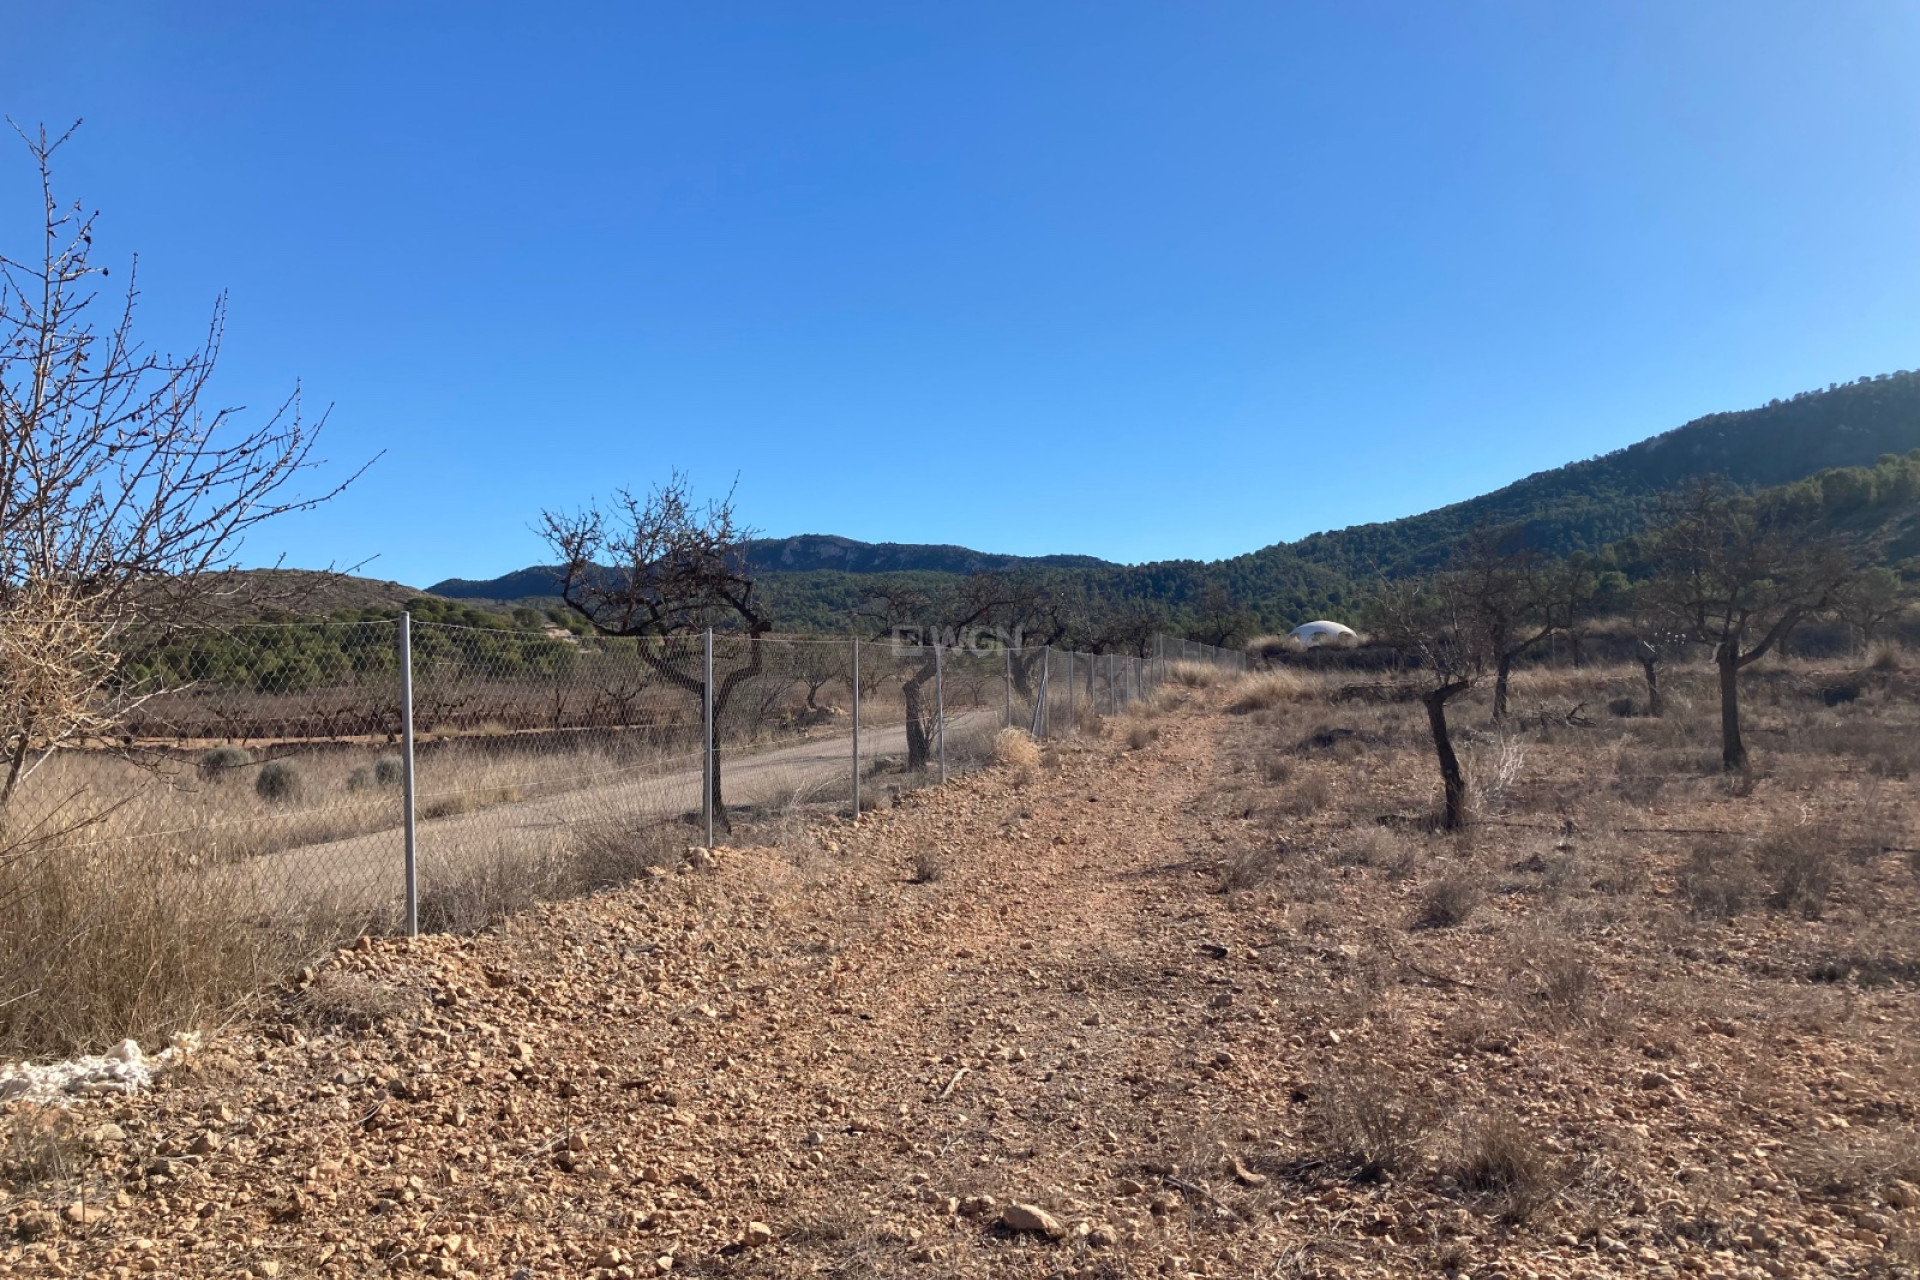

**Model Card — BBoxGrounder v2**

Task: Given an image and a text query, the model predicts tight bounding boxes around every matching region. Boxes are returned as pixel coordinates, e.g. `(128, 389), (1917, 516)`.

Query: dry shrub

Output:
(1227, 670), (1304, 713)
(564, 818), (681, 890)
(1449, 1114), (1555, 1223)
(294, 971), (421, 1032)
(254, 758), (301, 802)
(1790, 1126), (1920, 1200)
(199, 744), (252, 781)
(0, 1109), (86, 1191)
(0, 582), (120, 791)
(1306, 1075), (1433, 1182)
(1168, 660), (1230, 688)
(1869, 644), (1905, 673)
(1335, 827), (1414, 878)
(1221, 844), (1285, 894)
(0, 844), (344, 1058)
(993, 728), (1041, 771)
(1263, 758), (1294, 785)
(911, 847), (944, 884)
(1414, 872), (1483, 929)
(1280, 774), (1333, 818)
(1758, 826), (1838, 920)
(1679, 843), (1751, 921)
(1126, 724), (1158, 751)
(1509, 936), (1599, 1026)
(1074, 705), (1107, 737)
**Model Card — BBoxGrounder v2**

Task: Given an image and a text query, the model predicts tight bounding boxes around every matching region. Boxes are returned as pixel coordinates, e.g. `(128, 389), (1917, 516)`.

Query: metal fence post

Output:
(1004, 646), (1013, 728)
(1107, 651), (1116, 715)
(935, 643), (947, 785)
(1066, 650), (1076, 736)
(397, 611), (418, 937)
(1041, 645), (1052, 739)
(850, 633), (861, 820)
(702, 628), (715, 848)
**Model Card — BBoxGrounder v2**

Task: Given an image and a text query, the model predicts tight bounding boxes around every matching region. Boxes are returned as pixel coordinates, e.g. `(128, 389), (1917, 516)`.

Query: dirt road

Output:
(10, 689), (1910, 1279)
(245, 708), (997, 914)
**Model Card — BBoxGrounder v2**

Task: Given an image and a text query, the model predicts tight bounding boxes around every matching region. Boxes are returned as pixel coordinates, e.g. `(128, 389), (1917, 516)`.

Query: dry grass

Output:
(1167, 660), (1232, 688)
(0, 737), (708, 1055)
(1413, 871), (1482, 929)
(293, 970), (423, 1032)
(0, 843), (349, 1058)
(1449, 1114), (1556, 1223)
(992, 728), (1041, 771)
(1226, 670), (1306, 713)
(910, 847), (945, 884)
(1305, 1075), (1433, 1182)
(0, 1109), (86, 1192)
(1126, 724), (1158, 751)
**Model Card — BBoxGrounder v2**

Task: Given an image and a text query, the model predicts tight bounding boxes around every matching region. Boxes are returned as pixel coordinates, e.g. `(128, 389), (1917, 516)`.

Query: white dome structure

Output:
(1287, 620), (1359, 649)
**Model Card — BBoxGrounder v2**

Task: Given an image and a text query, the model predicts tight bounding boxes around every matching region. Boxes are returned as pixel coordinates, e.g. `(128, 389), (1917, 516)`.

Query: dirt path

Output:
(242, 708), (999, 913)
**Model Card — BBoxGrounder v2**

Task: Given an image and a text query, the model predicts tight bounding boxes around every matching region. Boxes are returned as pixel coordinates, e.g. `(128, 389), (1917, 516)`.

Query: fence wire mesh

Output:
(2, 619), (1244, 959)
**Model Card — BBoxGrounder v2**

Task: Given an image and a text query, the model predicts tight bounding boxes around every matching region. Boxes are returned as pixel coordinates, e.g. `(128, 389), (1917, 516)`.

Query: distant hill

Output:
(416, 368), (1920, 633)
(427, 536), (1115, 604)
(1253, 370), (1920, 585)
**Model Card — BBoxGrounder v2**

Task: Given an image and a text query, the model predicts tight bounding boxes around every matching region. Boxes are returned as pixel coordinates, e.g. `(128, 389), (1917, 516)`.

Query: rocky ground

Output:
(3, 671), (1918, 1279)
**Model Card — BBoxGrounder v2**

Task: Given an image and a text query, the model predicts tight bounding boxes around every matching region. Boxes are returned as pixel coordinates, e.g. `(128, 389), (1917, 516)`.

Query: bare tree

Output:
(1188, 581), (1254, 649)
(1364, 577), (1484, 831)
(1643, 481), (1855, 772)
(861, 574), (1028, 771)
(539, 473), (768, 825)
(0, 123), (363, 806)
(1833, 565), (1909, 653)
(1447, 529), (1586, 721)
(1622, 604), (1689, 717)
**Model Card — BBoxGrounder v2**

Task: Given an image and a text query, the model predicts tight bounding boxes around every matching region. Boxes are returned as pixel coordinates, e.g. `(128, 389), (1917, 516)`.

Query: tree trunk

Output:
(903, 676), (932, 771)
(1716, 642), (1746, 772)
(1422, 681), (1471, 831)
(1492, 654), (1513, 721)
(1640, 656), (1664, 717)
(0, 717), (34, 808)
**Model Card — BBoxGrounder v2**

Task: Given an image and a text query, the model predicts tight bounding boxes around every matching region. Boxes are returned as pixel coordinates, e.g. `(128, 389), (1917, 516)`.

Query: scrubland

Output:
(2, 651), (1916, 1279)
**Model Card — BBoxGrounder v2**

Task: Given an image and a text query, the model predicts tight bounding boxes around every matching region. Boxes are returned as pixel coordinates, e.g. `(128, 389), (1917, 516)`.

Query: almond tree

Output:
(1447, 529), (1590, 721)
(1643, 482), (1855, 771)
(540, 474), (768, 824)
(1364, 577), (1486, 831)
(0, 124), (361, 806)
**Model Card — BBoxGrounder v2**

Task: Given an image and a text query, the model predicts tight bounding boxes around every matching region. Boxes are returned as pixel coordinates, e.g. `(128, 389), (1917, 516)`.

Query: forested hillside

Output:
(384, 370), (1920, 634)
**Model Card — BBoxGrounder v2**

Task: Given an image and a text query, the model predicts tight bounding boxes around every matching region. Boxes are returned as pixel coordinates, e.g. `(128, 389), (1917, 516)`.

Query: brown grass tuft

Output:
(1226, 670), (1305, 713)
(993, 728), (1042, 771)
(1450, 1114), (1555, 1223)
(1413, 872), (1483, 929)
(1306, 1076), (1433, 1182)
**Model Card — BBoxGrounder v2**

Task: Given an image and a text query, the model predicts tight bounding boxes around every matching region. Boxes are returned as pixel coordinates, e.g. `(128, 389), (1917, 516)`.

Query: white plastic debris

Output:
(0, 1031), (202, 1104)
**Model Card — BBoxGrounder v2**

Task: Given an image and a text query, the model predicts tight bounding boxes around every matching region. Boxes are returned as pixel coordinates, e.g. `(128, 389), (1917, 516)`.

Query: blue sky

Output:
(7, 2), (1919, 586)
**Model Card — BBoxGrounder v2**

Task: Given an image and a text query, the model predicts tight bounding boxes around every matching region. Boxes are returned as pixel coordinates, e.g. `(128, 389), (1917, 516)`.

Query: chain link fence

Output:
(6, 619), (1245, 954)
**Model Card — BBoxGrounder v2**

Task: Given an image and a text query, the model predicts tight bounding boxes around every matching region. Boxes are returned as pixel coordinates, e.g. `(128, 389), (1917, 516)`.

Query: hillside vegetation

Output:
(426, 371), (1920, 634)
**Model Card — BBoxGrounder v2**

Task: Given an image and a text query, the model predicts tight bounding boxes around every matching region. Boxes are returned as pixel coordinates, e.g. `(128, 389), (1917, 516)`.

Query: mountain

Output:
(426, 536), (1115, 603)
(1254, 370), (1920, 585)
(426, 369), (1920, 632)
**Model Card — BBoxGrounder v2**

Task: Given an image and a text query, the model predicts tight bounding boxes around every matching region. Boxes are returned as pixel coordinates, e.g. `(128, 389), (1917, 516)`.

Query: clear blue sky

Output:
(7, 2), (1919, 586)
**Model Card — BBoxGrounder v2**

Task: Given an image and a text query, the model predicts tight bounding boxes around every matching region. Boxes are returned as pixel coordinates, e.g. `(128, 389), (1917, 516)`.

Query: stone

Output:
(1000, 1203), (1066, 1238)
(744, 1221), (773, 1247)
